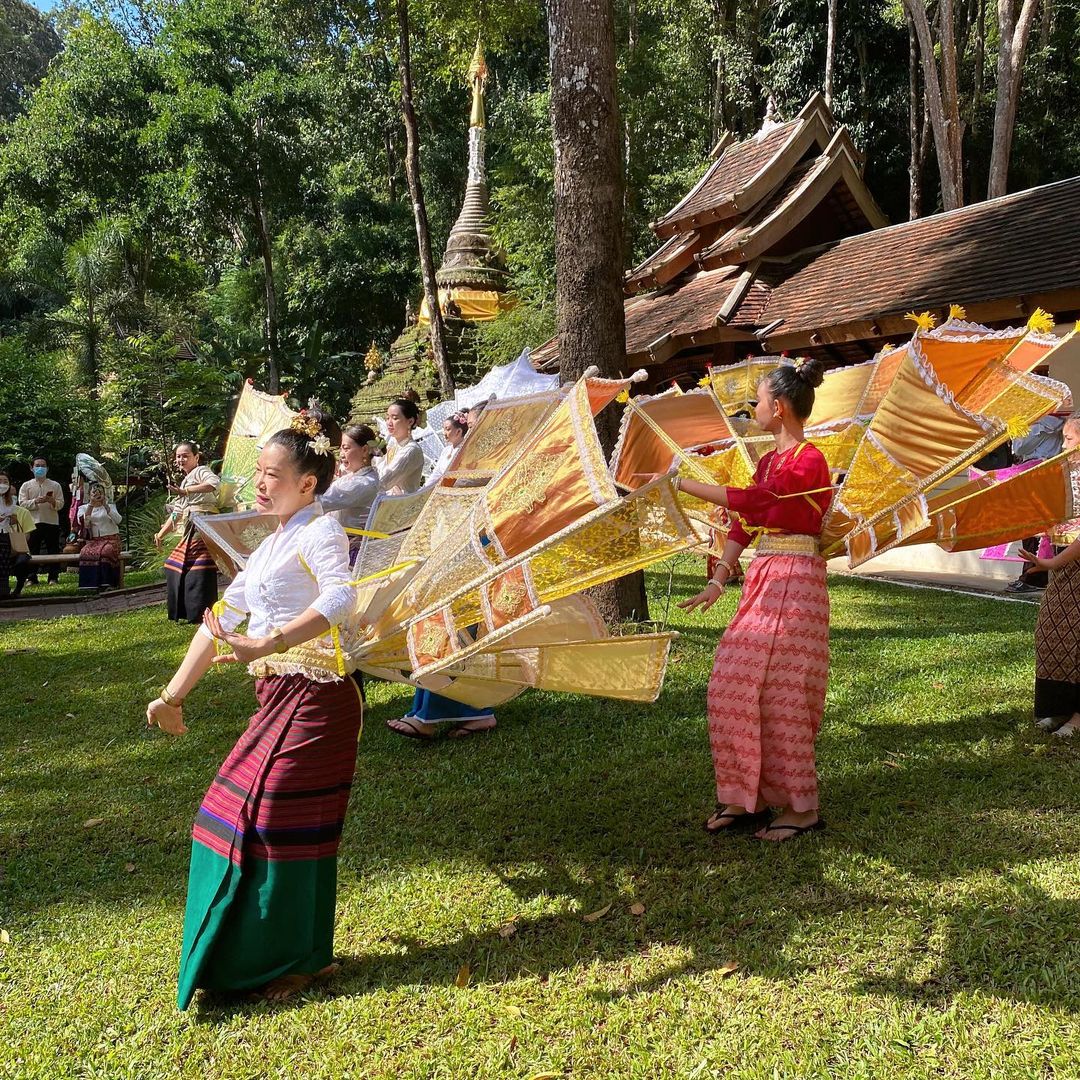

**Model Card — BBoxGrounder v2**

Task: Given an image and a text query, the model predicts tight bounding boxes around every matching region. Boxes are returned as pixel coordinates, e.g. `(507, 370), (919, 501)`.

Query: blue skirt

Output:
(407, 689), (494, 724)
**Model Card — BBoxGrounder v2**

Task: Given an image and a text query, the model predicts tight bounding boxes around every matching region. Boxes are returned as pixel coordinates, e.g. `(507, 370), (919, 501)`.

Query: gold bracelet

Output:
(159, 686), (184, 708)
(272, 628), (289, 654)
(717, 559), (737, 576)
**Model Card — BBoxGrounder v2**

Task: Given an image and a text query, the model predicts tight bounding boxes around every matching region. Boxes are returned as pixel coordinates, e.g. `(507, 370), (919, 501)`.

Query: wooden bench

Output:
(29, 551), (135, 587)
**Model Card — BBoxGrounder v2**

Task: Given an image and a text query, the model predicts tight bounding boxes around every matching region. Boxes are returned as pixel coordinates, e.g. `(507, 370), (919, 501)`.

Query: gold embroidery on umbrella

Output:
(418, 623), (450, 658)
(469, 413), (515, 461)
(499, 454), (561, 516)
(492, 579), (527, 617)
(240, 523), (274, 550)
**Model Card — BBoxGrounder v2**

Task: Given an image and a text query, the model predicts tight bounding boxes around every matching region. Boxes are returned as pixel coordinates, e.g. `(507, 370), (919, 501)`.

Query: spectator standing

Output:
(0, 469), (35, 598)
(19, 455), (64, 585)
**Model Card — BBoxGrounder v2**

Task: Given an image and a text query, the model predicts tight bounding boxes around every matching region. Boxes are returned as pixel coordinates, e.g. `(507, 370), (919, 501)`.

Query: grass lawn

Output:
(1, 566), (1078, 1078)
(13, 566), (162, 599)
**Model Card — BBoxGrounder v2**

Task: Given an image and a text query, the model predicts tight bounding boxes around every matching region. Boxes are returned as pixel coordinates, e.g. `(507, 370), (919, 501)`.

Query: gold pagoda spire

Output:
(468, 36), (488, 129)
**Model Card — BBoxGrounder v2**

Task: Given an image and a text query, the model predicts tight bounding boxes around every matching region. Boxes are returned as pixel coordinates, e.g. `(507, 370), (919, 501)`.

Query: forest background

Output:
(2, 0), (1080, 485)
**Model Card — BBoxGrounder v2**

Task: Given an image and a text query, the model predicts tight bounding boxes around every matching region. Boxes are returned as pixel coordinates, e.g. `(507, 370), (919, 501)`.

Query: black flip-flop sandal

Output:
(753, 819), (826, 842)
(704, 806), (771, 834)
(386, 717), (436, 740)
(447, 718), (497, 739)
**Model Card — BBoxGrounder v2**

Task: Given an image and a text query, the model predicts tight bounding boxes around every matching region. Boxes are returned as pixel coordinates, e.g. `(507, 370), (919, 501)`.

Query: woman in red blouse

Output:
(677, 359), (832, 842)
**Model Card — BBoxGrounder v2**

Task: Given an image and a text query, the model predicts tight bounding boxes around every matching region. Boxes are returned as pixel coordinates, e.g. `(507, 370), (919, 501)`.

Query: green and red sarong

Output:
(177, 673), (363, 1009)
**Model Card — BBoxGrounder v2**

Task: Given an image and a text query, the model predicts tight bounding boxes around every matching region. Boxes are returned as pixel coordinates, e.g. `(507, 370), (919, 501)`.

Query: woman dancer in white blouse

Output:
(147, 410), (365, 1009)
(319, 423), (381, 564)
(378, 398), (425, 495)
(428, 412), (469, 482)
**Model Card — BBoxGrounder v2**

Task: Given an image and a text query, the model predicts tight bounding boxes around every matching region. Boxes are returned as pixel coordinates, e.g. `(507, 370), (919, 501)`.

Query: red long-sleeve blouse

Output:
(725, 441), (833, 547)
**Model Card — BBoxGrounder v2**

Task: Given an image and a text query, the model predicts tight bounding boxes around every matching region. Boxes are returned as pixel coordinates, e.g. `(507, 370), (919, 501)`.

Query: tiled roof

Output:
(758, 175), (1080, 335)
(652, 120), (800, 233)
(625, 231), (710, 294)
(624, 266), (742, 354)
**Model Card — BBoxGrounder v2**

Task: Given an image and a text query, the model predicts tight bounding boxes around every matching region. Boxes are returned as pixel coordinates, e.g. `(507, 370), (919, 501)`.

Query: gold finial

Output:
(468, 36), (487, 128)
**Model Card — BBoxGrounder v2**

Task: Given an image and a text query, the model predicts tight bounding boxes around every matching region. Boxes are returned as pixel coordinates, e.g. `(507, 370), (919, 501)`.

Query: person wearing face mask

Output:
(76, 482), (123, 591)
(0, 469), (36, 599)
(318, 424), (382, 566)
(19, 455), (64, 586)
(377, 399), (425, 495)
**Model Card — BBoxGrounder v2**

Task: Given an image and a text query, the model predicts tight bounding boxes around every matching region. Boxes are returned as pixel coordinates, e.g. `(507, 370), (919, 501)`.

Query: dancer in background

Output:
(429, 412), (469, 482)
(1022, 412), (1080, 737)
(320, 423), (381, 565)
(158, 441), (221, 623)
(147, 410), (364, 1008)
(378, 398), (425, 495)
(676, 358), (832, 843)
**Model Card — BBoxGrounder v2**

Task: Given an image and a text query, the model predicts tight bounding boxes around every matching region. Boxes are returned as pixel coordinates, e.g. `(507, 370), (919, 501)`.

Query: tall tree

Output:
(0, 0), (61, 122)
(394, 0), (454, 396)
(548, 0), (647, 622)
(824, 0), (838, 108)
(902, 0), (966, 209)
(986, 0), (1042, 198)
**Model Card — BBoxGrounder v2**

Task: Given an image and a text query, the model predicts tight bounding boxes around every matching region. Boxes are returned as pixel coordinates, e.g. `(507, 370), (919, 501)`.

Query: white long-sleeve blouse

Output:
(198, 502), (354, 643)
(319, 467), (380, 530)
(377, 438), (424, 494)
(78, 503), (122, 537)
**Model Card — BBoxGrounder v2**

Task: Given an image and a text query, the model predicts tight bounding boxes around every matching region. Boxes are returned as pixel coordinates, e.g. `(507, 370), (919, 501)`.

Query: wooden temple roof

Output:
(535, 94), (1080, 378)
(755, 175), (1080, 349)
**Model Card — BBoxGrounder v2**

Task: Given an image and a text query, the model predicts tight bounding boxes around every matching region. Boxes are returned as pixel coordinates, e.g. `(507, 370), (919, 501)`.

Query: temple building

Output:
(533, 94), (1080, 391)
(352, 40), (510, 418)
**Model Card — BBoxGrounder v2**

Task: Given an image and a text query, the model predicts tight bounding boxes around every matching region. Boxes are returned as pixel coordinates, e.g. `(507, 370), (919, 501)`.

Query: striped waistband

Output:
(753, 533), (820, 556)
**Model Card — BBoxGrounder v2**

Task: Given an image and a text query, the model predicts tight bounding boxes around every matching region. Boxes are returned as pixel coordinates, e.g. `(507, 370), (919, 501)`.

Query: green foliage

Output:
(0, 334), (91, 471)
(3, 0), (1080, 467)
(0, 0), (61, 122)
(473, 295), (556, 373)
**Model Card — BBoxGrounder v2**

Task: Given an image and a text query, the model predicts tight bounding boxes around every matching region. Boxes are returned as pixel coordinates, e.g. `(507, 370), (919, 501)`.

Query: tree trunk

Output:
(824, 0), (838, 108)
(902, 0), (965, 209)
(907, 11), (923, 219)
(547, 0), (647, 623)
(395, 0), (454, 397)
(251, 190), (281, 395)
(986, 0), (1041, 199)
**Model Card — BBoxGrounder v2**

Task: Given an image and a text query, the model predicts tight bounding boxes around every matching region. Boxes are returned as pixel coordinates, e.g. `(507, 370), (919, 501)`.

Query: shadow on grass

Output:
(4, 575), (1077, 1019)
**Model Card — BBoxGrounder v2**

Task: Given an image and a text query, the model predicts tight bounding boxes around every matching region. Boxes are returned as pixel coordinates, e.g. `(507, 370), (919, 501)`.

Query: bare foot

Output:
(252, 962), (340, 1002)
(754, 809), (821, 842)
(705, 802), (767, 832)
(447, 716), (497, 739)
(1053, 716), (1080, 738)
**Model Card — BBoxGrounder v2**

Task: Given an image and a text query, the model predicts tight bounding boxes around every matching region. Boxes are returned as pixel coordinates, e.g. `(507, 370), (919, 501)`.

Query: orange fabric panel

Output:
(919, 334), (1025, 397)
(612, 391), (733, 489)
(485, 379), (616, 558)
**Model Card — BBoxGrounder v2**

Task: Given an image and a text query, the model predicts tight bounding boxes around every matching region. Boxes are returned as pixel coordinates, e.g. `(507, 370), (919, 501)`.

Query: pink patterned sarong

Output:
(706, 553), (830, 813)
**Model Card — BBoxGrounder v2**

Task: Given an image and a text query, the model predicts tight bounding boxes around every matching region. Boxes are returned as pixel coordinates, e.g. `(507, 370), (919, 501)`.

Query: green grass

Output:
(15, 567), (162, 599)
(1, 568), (1078, 1078)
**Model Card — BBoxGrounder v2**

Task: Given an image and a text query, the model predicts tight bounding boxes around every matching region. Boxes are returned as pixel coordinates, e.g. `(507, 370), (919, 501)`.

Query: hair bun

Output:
(792, 357), (825, 389)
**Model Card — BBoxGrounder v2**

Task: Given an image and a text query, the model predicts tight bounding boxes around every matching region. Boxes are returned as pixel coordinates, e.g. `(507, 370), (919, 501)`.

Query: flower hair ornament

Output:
(308, 434), (333, 457)
(366, 435), (387, 454)
(793, 356), (811, 372)
(290, 411), (322, 439)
